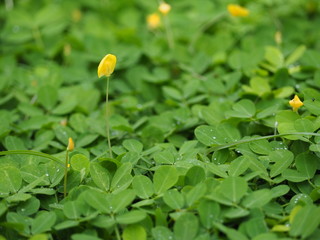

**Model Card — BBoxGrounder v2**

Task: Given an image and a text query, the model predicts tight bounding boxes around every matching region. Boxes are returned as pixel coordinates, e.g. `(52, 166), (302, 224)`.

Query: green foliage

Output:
(1, 0), (320, 239)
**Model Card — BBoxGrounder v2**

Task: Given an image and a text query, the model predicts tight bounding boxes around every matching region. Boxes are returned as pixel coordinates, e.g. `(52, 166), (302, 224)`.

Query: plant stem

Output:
(63, 150), (69, 198)
(0, 150), (64, 167)
(115, 224), (121, 240)
(163, 15), (174, 50)
(207, 132), (320, 153)
(106, 76), (113, 158)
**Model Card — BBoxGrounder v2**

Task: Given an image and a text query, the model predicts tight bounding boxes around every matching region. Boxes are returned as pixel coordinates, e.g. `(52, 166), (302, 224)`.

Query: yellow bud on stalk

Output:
(289, 95), (303, 112)
(147, 13), (161, 29)
(97, 54), (117, 78)
(227, 4), (249, 17)
(67, 137), (74, 151)
(159, 2), (171, 15)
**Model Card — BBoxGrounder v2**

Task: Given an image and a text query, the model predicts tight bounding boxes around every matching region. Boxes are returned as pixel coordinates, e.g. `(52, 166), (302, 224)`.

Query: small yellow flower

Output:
(227, 4), (249, 17)
(289, 95), (304, 112)
(97, 54), (117, 78)
(147, 13), (161, 29)
(67, 137), (74, 151)
(159, 2), (171, 15)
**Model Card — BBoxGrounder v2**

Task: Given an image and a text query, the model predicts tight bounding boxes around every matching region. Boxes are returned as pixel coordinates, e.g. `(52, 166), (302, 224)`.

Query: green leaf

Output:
(294, 118), (315, 133)
(174, 213), (199, 240)
(228, 156), (250, 177)
(63, 201), (82, 219)
(123, 139), (143, 153)
(31, 211), (56, 234)
(29, 233), (50, 240)
(153, 166), (178, 194)
(282, 169), (308, 182)
(152, 226), (174, 240)
(249, 139), (272, 155)
(132, 175), (154, 199)
(295, 152), (318, 179)
(163, 189), (184, 209)
(5, 136), (26, 150)
(186, 183), (207, 206)
(276, 110), (301, 139)
(226, 99), (256, 118)
(206, 162), (228, 178)
(90, 162), (110, 191)
(110, 162), (132, 193)
(252, 233), (278, 240)
(109, 189), (136, 213)
(52, 95), (78, 115)
(242, 77), (271, 97)
(269, 150), (294, 178)
(17, 197), (40, 216)
(220, 176), (248, 203)
(83, 189), (111, 214)
(37, 85), (58, 110)
(91, 215), (115, 229)
(243, 218), (268, 238)
(185, 166), (206, 186)
(162, 86), (183, 101)
(123, 224), (146, 240)
(265, 46), (284, 68)
(70, 154), (90, 173)
(285, 45), (306, 66)
(116, 210), (147, 224)
(290, 205), (320, 238)
(270, 185), (290, 198)
(197, 199), (220, 228)
(0, 165), (22, 194)
(153, 150), (175, 165)
(195, 124), (241, 146)
(71, 234), (103, 240)
(55, 220), (79, 230)
(304, 100), (320, 115)
(242, 189), (273, 208)
(6, 193), (31, 203)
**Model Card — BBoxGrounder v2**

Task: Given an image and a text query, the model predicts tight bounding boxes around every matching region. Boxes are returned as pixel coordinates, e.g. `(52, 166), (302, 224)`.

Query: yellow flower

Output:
(67, 137), (74, 151)
(227, 4), (249, 17)
(289, 95), (303, 111)
(97, 54), (117, 78)
(147, 13), (161, 29)
(159, 2), (171, 15)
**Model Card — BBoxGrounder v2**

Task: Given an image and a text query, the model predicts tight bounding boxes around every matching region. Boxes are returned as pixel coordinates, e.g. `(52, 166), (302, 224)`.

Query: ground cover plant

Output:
(1, 0), (320, 239)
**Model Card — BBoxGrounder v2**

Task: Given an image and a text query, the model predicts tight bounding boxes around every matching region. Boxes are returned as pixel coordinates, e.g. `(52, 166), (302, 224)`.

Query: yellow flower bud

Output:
(274, 31), (282, 45)
(159, 2), (171, 15)
(67, 137), (74, 151)
(227, 4), (249, 17)
(97, 54), (117, 78)
(289, 95), (303, 112)
(147, 13), (161, 29)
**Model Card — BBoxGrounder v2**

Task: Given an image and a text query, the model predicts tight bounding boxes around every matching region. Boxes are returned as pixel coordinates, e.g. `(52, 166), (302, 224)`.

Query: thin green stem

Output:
(106, 77), (113, 158)
(0, 150), (64, 167)
(163, 15), (174, 50)
(207, 132), (320, 153)
(115, 224), (121, 240)
(64, 150), (69, 198)
(110, 213), (121, 240)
